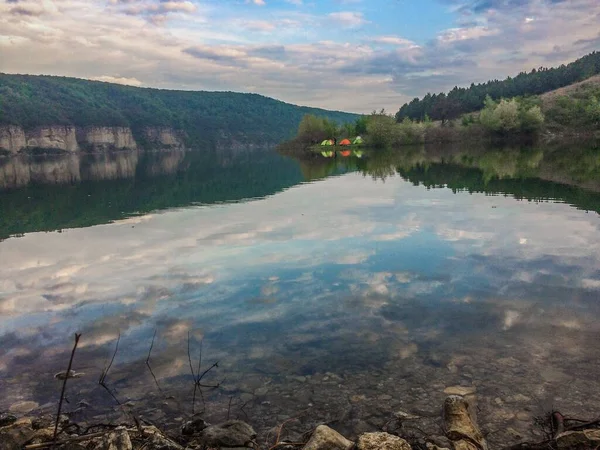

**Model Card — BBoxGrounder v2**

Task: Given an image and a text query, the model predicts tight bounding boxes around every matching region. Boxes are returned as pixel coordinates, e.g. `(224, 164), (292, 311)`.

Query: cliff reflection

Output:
(0, 149), (304, 239)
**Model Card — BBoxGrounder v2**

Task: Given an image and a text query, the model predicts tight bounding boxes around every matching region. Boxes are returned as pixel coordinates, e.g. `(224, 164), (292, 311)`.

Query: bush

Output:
(480, 95), (545, 134)
(520, 105), (545, 132)
(366, 114), (399, 148)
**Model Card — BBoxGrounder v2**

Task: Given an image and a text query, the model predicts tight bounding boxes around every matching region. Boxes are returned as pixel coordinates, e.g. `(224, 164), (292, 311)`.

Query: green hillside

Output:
(0, 74), (358, 146)
(395, 51), (600, 123)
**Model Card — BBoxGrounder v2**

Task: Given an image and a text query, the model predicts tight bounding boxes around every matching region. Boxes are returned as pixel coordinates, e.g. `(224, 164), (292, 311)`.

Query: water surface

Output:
(1, 144), (600, 447)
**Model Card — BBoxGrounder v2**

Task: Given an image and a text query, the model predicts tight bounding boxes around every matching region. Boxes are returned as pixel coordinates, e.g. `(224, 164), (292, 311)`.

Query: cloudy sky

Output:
(1, 0), (599, 112)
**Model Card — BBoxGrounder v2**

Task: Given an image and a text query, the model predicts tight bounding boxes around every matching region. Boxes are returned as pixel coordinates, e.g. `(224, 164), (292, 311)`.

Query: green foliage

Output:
(354, 116), (369, 135)
(545, 84), (600, 129)
(520, 105), (545, 132)
(364, 113), (426, 148)
(365, 113), (399, 148)
(479, 95), (545, 134)
(398, 117), (425, 144)
(0, 74), (357, 146)
(295, 114), (349, 142)
(396, 51), (600, 122)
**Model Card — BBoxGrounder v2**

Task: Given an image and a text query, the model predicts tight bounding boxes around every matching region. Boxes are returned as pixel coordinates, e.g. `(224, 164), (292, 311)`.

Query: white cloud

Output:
(327, 11), (367, 28)
(89, 76), (144, 86)
(437, 26), (499, 43)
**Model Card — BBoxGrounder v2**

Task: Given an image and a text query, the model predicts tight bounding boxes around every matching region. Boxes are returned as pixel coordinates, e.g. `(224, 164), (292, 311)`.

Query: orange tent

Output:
(339, 139), (352, 146)
(340, 150), (351, 157)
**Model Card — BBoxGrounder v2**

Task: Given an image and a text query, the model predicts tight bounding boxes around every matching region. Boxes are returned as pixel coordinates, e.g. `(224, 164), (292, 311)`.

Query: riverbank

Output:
(3, 393), (599, 450)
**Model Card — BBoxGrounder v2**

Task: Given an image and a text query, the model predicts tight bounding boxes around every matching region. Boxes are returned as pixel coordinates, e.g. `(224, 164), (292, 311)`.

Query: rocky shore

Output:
(2, 394), (599, 450)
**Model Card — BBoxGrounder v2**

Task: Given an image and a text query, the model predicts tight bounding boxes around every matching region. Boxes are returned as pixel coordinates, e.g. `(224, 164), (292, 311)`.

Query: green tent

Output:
(353, 136), (363, 145)
(321, 139), (334, 146)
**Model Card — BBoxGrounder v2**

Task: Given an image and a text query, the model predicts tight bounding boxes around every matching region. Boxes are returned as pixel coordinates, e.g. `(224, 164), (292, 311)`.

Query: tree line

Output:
(0, 74), (357, 147)
(395, 51), (600, 123)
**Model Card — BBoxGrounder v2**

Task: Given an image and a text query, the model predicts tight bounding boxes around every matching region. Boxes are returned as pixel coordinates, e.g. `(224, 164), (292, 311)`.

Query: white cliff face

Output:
(0, 125), (185, 153)
(81, 127), (137, 150)
(0, 126), (27, 154)
(27, 126), (79, 152)
(144, 127), (185, 148)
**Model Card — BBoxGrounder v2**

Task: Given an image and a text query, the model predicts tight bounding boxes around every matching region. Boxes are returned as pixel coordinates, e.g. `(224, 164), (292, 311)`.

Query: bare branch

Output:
(145, 329), (163, 394)
(54, 333), (81, 440)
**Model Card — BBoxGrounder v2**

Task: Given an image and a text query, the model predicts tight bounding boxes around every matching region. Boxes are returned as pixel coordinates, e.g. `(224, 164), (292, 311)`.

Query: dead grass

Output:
(541, 74), (600, 104)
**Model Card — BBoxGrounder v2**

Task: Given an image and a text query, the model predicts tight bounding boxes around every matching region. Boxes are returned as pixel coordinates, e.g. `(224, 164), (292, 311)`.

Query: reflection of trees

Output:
(292, 141), (600, 215)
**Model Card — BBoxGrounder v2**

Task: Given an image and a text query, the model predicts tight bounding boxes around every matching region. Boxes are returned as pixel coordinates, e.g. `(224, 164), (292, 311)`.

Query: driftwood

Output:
(443, 395), (488, 450)
(25, 430), (119, 449)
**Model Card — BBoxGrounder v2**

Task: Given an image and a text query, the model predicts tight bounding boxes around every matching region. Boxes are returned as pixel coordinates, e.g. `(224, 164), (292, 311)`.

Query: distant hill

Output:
(0, 74), (358, 147)
(395, 51), (600, 123)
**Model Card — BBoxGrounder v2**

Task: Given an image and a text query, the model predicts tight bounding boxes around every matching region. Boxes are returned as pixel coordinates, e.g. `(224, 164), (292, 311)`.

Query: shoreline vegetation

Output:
(277, 88), (600, 157)
(278, 52), (600, 157)
(2, 333), (600, 450)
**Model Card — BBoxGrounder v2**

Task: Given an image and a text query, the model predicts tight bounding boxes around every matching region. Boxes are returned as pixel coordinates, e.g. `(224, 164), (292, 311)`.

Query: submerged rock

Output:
(201, 420), (257, 448)
(303, 425), (353, 450)
(357, 432), (412, 450)
(54, 370), (85, 380)
(443, 386), (476, 396)
(8, 401), (39, 414)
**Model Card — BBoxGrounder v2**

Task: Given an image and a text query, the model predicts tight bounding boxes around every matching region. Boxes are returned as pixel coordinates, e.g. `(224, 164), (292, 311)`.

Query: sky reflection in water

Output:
(1, 151), (600, 445)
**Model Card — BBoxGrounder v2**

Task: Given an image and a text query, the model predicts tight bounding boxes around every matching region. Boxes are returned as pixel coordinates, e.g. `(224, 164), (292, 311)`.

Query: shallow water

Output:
(1, 146), (600, 447)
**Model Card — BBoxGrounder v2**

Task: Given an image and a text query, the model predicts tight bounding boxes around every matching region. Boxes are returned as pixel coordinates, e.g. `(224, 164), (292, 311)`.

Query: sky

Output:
(0, 0), (599, 113)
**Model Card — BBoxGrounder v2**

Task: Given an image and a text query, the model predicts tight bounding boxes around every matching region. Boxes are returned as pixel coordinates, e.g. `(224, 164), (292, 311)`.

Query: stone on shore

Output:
(200, 420), (257, 448)
(181, 414), (209, 436)
(357, 432), (412, 450)
(0, 413), (17, 428)
(556, 429), (600, 449)
(303, 425), (353, 450)
(96, 429), (132, 450)
(0, 421), (35, 450)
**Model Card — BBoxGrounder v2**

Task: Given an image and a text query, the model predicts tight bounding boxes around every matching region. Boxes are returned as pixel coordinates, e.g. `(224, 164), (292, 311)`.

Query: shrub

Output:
(520, 105), (545, 132)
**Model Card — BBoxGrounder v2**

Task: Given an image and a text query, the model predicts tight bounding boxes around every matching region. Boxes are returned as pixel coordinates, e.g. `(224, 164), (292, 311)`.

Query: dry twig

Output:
(53, 333), (81, 440)
(146, 329), (163, 394)
(98, 333), (122, 406)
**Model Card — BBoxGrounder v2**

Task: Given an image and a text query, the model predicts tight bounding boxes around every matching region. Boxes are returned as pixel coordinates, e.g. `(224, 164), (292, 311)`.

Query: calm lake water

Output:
(1, 144), (600, 447)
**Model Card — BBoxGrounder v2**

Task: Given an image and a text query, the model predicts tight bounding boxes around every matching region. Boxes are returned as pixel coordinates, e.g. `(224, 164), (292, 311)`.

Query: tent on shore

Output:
(320, 139), (334, 146)
(339, 139), (352, 146)
(353, 136), (363, 145)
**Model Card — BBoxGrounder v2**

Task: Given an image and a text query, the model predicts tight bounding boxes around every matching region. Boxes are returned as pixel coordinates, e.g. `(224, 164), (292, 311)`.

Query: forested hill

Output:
(0, 74), (358, 145)
(395, 51), (600, 122)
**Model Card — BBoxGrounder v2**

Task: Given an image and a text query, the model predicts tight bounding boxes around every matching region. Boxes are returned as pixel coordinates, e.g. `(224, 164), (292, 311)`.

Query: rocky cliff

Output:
(0, 126), (185, 153)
